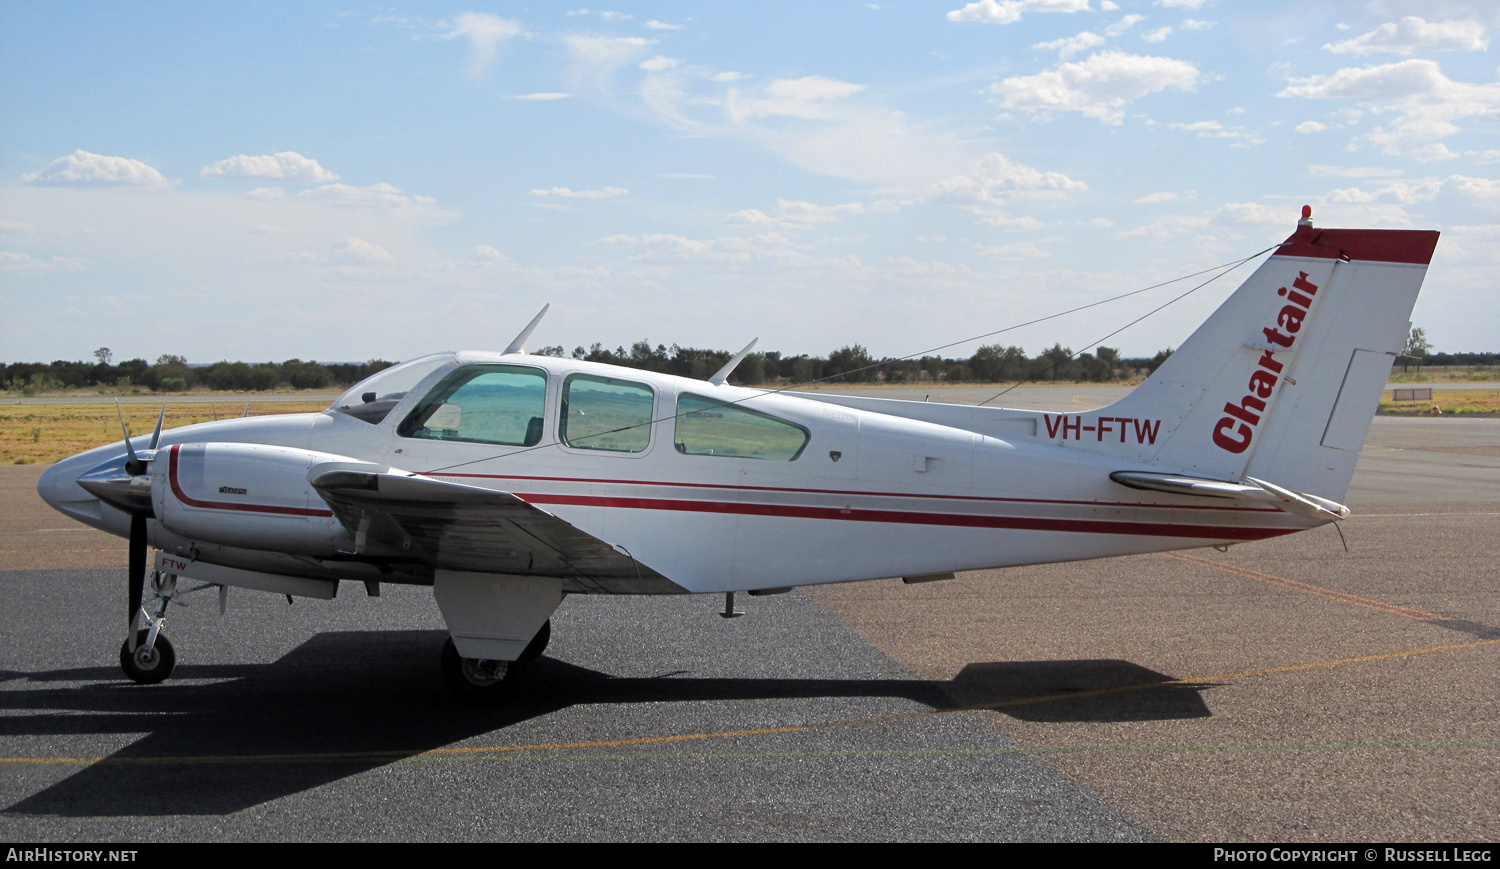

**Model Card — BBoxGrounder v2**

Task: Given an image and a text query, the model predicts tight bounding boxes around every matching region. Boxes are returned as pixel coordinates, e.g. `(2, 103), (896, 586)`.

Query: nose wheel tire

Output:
(120, 630), (176, 685)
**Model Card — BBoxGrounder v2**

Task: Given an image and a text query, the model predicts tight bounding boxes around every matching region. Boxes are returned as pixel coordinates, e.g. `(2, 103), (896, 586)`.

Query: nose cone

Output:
(38, 443), (143, 528)
(37, 453), (95, 512)
(76, 455), (155, 516)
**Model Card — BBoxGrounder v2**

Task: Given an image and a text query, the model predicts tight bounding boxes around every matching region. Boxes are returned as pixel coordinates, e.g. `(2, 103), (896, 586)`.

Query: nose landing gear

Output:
(121, 571), (181, 685)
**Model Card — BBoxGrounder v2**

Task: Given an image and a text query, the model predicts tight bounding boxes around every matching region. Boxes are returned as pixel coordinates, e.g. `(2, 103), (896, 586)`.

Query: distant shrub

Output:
(160, 376), (188, 392)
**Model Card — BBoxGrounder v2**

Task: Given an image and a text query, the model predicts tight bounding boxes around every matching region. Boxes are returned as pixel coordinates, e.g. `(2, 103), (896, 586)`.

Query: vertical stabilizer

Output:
(1048, 215), (1438, 503)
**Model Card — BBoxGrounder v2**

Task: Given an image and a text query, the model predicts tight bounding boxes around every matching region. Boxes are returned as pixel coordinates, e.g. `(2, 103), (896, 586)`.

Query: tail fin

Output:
(1055, 212), (1438, 503)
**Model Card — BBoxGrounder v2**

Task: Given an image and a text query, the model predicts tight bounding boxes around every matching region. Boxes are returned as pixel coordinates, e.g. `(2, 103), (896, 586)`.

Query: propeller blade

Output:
(116, 401), (143, 476)
(128, 514), (147, 636)
(148, 401), (166, 451)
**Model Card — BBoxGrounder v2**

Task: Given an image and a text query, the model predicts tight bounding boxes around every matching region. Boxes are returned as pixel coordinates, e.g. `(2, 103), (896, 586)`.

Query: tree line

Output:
(8, 335), (1490, 397)
(1, 351), (395, 396)
(3, 342), (1156, 395)
(551, 341), (1156, 386)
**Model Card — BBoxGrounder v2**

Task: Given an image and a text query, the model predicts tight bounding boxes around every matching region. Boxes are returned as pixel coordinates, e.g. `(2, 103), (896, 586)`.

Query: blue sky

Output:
(3, 1), (1497, 365)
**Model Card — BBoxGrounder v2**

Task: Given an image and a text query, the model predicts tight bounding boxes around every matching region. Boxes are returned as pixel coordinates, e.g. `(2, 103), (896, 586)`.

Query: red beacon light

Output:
(1299, 204), (1313, 227)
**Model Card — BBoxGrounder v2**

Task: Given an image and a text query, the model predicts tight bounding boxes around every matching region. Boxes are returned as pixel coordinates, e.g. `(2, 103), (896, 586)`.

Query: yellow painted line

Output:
(3, 638), (1495, 769)
(1162, 550), (1445, 620)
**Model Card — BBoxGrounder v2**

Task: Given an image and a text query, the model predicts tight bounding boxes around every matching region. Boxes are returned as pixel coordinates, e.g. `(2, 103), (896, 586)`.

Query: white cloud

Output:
(1212, 202), (1300, 226)
(1103, 14), (1145, 37)
(972, 240), (1052, 258)
(1167, 120), (1264, 144)
(1322, 174), (1500, 204)
(512, 92), (571, 100)
(529, 186), (629, 198)
(726, 199), (867, 230)
(1134, 191), (1179, 204)
(0, 251), (83, 273)
(947, 0), (1090, 25)
(562, 33), (656, 92)
(932, 151), (1087, 206)
(1142, 27), (1172, 43)
(1307, 165), (1403, 178)
(1182, 19), (1213, 31)
(1157, 0), (1206, 8)
(246, 186), (286, 199)
(1325, 17), (1487, 56)
(296, 182), (436, 207)
(23, 150), (169, 187)
(972, 212), (1045, 230)
(1033, 31), (1105, 60)
(645, 20), (683, 30)
(1451, 175), (1500, 198)
(1325, 178), (1444, 205)
(597, 233), (716, 258)
(600, 11), (632, 22)
(1296, 121), (1328, 133)
(442, 13), (523, 78)
(1100, 1), (1118, 9)
(640, 55), (681, 72)
(331, 236), (394, 263)
(993, 51), (1200, 124)
(1280, 59), (1500, 161)
(730, 76), (867, 120)
(200, 151), (338, 183)
(473, 244), (512, 263)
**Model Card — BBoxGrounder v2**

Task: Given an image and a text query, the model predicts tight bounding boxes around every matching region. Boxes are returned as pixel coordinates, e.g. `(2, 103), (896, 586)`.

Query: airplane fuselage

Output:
(41, 351), (1311, 597)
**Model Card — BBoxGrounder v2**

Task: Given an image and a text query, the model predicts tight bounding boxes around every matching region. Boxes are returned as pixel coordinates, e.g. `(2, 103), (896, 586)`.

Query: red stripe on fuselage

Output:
(429, 472), (1281, 514)
(518, 492), (1297, 542)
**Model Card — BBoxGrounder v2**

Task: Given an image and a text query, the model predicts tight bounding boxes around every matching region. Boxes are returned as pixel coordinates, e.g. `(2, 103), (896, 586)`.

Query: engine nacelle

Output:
(152, 443), (362, 555)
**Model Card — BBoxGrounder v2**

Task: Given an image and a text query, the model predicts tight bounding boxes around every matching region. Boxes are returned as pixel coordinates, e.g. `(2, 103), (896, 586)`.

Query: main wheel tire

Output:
(440, 637), (515, 701)
(518, 619), (551, 664)
(120, 630), (176, 685)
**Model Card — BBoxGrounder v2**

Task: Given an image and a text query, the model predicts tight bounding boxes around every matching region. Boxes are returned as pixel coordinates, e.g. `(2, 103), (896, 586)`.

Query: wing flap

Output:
(310, 468), (682, 594)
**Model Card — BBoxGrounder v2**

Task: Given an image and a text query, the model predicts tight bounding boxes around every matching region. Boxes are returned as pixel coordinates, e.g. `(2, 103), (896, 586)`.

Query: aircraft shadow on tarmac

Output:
(1, 630), (1209, 817)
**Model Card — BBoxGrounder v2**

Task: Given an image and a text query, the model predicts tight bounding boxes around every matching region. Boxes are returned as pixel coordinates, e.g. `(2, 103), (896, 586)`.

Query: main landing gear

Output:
(121, 570), (182, 685)
(440, 619), (551, 700)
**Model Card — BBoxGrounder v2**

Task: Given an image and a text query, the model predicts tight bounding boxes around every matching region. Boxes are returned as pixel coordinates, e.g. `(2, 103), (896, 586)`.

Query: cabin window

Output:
(560, 374), (654, 453)
(674, 394), (810, 461)
(397, 364), (547, 446)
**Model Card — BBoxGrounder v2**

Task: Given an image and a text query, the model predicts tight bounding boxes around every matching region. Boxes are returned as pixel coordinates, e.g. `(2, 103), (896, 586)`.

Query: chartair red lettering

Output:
(1212, 417), (1252, 453)
(1212, 272), (1320, 455)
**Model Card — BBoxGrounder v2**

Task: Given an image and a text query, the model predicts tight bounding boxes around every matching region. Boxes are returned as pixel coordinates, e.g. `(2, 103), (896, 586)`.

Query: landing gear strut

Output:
(121, 571), (180, 685)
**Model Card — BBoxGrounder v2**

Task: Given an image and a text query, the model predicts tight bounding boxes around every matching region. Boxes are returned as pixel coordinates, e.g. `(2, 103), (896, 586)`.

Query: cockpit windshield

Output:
(330, 353), (455, 424)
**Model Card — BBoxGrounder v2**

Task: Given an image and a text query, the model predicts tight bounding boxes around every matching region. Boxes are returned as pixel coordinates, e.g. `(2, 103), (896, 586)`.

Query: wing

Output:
(310, 468), (682, 594)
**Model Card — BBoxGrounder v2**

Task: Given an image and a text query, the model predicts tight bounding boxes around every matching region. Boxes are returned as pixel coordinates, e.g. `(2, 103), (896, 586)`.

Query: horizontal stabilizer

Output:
(1110, 470), (1349, 522)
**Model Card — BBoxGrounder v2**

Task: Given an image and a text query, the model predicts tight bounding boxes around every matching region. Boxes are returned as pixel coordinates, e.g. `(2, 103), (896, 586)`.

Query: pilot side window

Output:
(397, 364), (547, 446)
(674, 394), (810, 461)
(560, 374), (654, 453)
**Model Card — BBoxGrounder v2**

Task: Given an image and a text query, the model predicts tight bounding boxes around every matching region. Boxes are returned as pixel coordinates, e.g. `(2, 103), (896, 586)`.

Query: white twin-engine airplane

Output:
(38, 210), (1439, 698)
